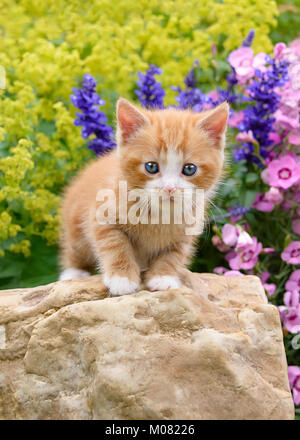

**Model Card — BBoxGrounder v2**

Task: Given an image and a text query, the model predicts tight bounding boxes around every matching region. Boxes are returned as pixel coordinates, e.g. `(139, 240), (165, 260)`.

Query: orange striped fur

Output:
(59, 98), (229, 296)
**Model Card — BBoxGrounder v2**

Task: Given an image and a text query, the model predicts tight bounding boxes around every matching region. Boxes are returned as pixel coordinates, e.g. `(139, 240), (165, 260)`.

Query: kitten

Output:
(59, 98), (229, 296)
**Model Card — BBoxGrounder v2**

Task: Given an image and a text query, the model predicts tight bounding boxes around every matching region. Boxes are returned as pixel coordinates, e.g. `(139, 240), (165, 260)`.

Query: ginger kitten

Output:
(59, 98), (229, 296)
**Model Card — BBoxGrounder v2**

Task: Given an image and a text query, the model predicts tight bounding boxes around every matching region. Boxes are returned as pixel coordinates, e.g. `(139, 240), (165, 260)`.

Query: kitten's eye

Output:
(182, 163), (197, 176)
(145, 162), (159, 174)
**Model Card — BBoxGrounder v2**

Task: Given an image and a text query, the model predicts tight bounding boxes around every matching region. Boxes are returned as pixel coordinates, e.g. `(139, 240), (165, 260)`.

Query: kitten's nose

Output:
(164, 185), (176, 195)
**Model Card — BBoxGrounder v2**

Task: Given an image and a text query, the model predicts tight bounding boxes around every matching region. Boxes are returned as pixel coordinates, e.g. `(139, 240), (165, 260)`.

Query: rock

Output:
(0, 272), (294, 420)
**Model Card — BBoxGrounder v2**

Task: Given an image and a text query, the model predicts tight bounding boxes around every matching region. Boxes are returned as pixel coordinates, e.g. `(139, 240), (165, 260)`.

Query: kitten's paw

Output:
(59, 268), (91, 281)
(146, 275), (181, 292)
(104, 275), (139, 297)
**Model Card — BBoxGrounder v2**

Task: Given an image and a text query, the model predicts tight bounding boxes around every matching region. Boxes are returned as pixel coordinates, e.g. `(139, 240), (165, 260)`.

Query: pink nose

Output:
(164, 186), (176, 195)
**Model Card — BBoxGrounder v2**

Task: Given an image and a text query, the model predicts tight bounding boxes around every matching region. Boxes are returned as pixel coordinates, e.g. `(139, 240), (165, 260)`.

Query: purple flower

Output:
(281, 241), (300, 264)
(234, 55), (289, 164)
(292, 219), (300, 235)
(242, 29), (255, 48)
(135, 64), (165, 108)
(71, 74), (116, 155)
(286, 270), (300, 292)
(288, 366), (300, 406)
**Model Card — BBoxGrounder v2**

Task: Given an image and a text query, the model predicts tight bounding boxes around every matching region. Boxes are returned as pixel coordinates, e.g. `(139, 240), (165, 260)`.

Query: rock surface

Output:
(0, 272), (294, 420)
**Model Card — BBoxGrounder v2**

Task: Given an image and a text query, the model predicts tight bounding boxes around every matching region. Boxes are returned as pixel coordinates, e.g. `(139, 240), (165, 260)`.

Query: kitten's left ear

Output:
(196, 102), (229, 149)
(116, 98), (150, 145)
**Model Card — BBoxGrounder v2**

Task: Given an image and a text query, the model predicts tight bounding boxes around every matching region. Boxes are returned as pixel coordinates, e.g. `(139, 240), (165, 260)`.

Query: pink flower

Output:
(228, 48), (266, 85)
(290, 62), (300, 90)
(224, 270), (244, 277)
(213, 266), (227, 275)
(282, 291), (300, 334)
(284, 290), (299, 308)
(286, 270), (300, 292)
(292, 219), (300, 235)
(263, 283), (276, 296)
(252, 193), (274, 212)
(236, 130), (256, 143)
(288, 366), (300, 406)
(265, 187), (283, 204)
(235, 231), (253, 250)
(261, 168), (270, 185)
(281, 241), (300, 264)
(267, 156), (300, 190)
(226, 237), (262, 270)
(262, 248), (276, 254)
(228, 111), (244, 128)
(290, 38), (300, 57)
(212, 235), (230, 253)
(268, 132), (281, 145)
(221, 224), (239, 247)
(228, 47), (255, 84)
(274, 43), (286, 60)
(289, 134), (300, 145)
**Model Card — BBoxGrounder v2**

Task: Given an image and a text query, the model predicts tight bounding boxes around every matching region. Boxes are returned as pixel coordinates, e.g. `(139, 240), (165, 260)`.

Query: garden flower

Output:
(213, 266), (227, 275)
(288, 366), (300, 406)
(259, 271), (276, 295)
(71, 74), (116, 155)
(223, 270), (244, 276)
(135, 64), (165, 108)
(236, 231), (253, 249)
(265, 187), (283, 204)
(226, 237), (262, 270)
(252, 193), (274, 212)
(221, 224), (239, 247)
(212, 235), (230, 253)
(281, 291), (300, 334)
(274, 42), (286, 60)
(286, 270), (300, 292)
(281, 241), (300, 265)
(228, 47), (266, 85)
(236, 130), (256, 143)
(292, 219), (300, 235)
(228, 111), (244, 128)
(267, 156), (300, 190)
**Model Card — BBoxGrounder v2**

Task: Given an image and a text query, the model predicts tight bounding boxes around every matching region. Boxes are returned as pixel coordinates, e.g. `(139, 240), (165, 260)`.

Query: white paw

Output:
(103, 275), (139, 297)
(146, 275), (181, 292)
(59, 268), (90, 281)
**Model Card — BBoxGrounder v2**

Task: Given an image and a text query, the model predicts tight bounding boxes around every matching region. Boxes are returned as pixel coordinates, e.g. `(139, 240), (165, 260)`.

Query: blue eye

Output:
(182, 164), (197, 176)
(145, 162), (159, 174)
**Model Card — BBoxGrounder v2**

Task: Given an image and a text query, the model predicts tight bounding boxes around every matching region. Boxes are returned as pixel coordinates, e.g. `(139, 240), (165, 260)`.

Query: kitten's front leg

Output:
(92, 224), (140, 296)
(144, 241), (193, 292)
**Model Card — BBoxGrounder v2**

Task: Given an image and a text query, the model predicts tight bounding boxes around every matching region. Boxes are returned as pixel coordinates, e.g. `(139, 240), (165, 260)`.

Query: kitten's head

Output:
(116, 98), (229, 199)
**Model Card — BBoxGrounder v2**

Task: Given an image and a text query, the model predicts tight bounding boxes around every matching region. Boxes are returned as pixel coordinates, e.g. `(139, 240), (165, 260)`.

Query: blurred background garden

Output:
(0, 0), (299, 413)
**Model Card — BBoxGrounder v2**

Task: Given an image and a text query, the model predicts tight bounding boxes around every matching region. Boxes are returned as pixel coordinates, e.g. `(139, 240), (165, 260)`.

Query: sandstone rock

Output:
(0, 272), (294, 420)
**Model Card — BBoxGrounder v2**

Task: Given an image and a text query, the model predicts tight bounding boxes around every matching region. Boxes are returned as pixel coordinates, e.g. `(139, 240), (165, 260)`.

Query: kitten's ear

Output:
(196, 102), (229, 149)
(116, 98), (150, 144)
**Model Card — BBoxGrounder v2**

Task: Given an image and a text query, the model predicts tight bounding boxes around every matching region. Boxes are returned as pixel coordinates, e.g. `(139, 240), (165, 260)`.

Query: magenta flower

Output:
(264, 283), (276, 295)
(273, 42), (286, 60)
(281, 241), (300, 264)
(221, 224), (239, 247)
(228, 47), (266, 84)
(236, 130), (256, 144)
(252, 193), (274, 212)
(213, 266), (227, 275)
(224, 270), (244, 277)
(212, 235), (230, 253)
(286, 270), (300, 292)
(279, 291), (300, 334)
(288, 366), (300, 406)
(228, 111), (244, 128)
(265, 187), (283, 204)
(226, 238), (262, 270)
(292, 219), (300, 235)
(267, 156), (300, 190)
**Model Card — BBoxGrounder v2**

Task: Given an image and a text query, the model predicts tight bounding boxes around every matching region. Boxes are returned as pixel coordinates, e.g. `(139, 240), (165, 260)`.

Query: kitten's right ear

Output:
(116, 98), (150, 144)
